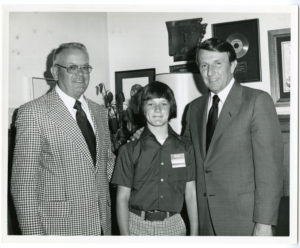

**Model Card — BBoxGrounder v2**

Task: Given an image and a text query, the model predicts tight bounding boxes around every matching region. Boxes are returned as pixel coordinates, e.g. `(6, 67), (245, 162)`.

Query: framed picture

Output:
(212, 19), (261, 83)
(115, 68), (156, 109)
(32, 77), (56, 99)
(268, 28), (291, 106)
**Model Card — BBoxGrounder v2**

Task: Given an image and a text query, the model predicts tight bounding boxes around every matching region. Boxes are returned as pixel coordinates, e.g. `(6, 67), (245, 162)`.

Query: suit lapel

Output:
(201, 95), (209, 159)
(206, 83), (242, 160)
(87, 100), (105, 172)
(47, 90), (95, 169)
(192, 94), (209, 161)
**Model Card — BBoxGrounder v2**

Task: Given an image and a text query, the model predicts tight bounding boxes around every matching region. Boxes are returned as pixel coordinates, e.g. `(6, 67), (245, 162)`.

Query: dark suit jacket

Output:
(11, 89), (115, 235)
(183, 83), (283, 235)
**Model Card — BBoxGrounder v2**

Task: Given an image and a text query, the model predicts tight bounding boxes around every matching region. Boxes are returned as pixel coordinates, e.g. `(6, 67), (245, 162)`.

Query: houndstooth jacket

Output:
(11, 89), (115, 235)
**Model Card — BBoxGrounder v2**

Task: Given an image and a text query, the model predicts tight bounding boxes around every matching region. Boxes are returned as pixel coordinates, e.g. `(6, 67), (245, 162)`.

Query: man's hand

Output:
(253, 223), (273, 236)
(128, 127), (144, 142)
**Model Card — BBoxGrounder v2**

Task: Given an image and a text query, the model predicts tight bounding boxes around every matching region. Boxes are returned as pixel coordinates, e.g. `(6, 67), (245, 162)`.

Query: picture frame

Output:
(32, 77), (56, 99)
(212, 19), (261, 83)
(268, 28), (291, 106)
(115, 68), (156, 109)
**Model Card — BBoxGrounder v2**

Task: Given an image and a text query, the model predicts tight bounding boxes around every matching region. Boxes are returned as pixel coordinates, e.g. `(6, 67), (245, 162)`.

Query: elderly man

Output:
(11, 42), (115, 235)
(183, 38), (283, 236)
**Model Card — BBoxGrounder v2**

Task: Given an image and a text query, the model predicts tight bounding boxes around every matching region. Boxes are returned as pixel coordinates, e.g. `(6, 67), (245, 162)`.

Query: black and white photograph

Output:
(1, 1), (299, 248)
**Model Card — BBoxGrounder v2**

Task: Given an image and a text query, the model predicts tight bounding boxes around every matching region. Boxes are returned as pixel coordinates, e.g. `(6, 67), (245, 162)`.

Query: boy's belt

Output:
(129, 208), (177, 221)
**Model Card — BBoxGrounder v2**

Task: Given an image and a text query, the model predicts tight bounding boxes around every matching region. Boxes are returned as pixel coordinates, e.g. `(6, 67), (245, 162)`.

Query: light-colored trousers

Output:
(129, 212), (186, 236)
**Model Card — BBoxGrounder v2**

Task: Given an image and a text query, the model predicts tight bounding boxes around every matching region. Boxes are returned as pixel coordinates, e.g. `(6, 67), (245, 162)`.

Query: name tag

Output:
(171, 153), (186, 168)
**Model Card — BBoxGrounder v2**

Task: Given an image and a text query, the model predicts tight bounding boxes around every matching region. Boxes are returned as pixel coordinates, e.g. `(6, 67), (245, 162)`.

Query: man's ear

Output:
(230, 60), (238, 74)
(51, 66), (58, 81)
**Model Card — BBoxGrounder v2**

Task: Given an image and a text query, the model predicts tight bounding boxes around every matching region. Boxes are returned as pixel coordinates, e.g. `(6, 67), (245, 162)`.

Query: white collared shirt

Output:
(207, 78), (235, 119)
(55, 85), (95, 132)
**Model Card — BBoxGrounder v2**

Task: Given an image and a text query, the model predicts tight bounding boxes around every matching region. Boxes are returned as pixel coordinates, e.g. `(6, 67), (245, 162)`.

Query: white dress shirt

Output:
(55, 85), (95, 132)
(207, 78), (235, 119)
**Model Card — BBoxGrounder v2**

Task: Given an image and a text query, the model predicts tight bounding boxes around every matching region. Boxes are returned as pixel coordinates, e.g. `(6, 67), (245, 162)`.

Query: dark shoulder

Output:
(174, 134), (194, 151)
(117, 138), (141, 162)
(119, 138), (140, 152)
(241, 85), (273, 102)
(189, 94), (207, 106)
(186, 94), (208, 115)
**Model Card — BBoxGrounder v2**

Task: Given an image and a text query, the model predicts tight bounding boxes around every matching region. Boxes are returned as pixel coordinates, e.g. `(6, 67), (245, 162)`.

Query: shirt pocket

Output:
(168, 167), (187, 181)
(168, 168), (187, 195)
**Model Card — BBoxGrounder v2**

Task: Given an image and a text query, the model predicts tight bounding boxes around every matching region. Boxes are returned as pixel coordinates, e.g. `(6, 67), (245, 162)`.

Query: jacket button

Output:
(203, 193), (207, 197)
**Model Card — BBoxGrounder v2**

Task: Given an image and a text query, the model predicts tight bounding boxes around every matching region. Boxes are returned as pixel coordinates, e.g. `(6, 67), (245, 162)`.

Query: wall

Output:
(8, 10), (292, 113)
(5, 7), (296, 236)
(9, 12), (109, 110)
(107, 11), (291, 112)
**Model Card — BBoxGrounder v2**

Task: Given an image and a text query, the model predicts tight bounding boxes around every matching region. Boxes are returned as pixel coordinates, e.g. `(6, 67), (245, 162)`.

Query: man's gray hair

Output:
(52, 42), (88, 64)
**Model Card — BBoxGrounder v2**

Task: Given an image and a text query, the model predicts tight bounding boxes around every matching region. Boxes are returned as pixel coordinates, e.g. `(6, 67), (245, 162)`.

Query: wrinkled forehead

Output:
(198, 49), (230, 62)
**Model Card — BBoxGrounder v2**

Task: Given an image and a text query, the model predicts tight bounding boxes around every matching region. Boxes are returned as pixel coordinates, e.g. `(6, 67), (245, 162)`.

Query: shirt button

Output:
(160, 195), (164, 199)
(160, 178), (164, 182)
(161, 162), (164, 166)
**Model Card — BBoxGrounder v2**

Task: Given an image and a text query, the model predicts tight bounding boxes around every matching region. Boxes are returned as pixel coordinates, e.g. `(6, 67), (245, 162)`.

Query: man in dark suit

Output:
(183, 38), (283, 236)
(11, 42), (115, 235)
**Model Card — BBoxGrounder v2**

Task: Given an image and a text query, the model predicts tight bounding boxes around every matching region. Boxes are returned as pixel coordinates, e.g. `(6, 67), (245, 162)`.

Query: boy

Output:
(111, 81), (198, 235)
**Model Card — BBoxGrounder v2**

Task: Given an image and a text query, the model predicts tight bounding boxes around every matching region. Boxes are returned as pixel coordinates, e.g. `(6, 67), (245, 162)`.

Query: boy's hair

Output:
(140, 81), (177, 121)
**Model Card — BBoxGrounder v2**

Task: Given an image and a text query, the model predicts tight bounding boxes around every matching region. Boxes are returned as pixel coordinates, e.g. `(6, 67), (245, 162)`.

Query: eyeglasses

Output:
(55, 64), (93, 74)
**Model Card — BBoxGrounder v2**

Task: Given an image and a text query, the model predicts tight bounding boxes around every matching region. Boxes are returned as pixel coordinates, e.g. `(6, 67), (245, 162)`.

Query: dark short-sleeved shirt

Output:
(111, 125), (196, 213)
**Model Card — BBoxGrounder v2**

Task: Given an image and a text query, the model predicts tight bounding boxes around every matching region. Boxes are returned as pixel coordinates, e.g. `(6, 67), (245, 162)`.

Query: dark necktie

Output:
(206, 95), (220, 152)
(74, 100), (96, 165)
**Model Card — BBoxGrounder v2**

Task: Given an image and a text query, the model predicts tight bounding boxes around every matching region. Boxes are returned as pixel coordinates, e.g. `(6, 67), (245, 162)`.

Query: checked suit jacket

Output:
(183, 82), (283, 235)
(11, 89), (115, 235)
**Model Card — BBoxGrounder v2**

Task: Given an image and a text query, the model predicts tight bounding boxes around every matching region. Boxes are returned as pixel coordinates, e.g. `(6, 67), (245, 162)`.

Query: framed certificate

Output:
(268, 28), (291, 106)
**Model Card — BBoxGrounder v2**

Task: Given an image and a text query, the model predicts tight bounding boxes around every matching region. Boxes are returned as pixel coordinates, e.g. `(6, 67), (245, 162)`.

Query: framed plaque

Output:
(212, 19), (261, 83)
(268, 28), (290, 106)
(166, 18), (207, 62)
